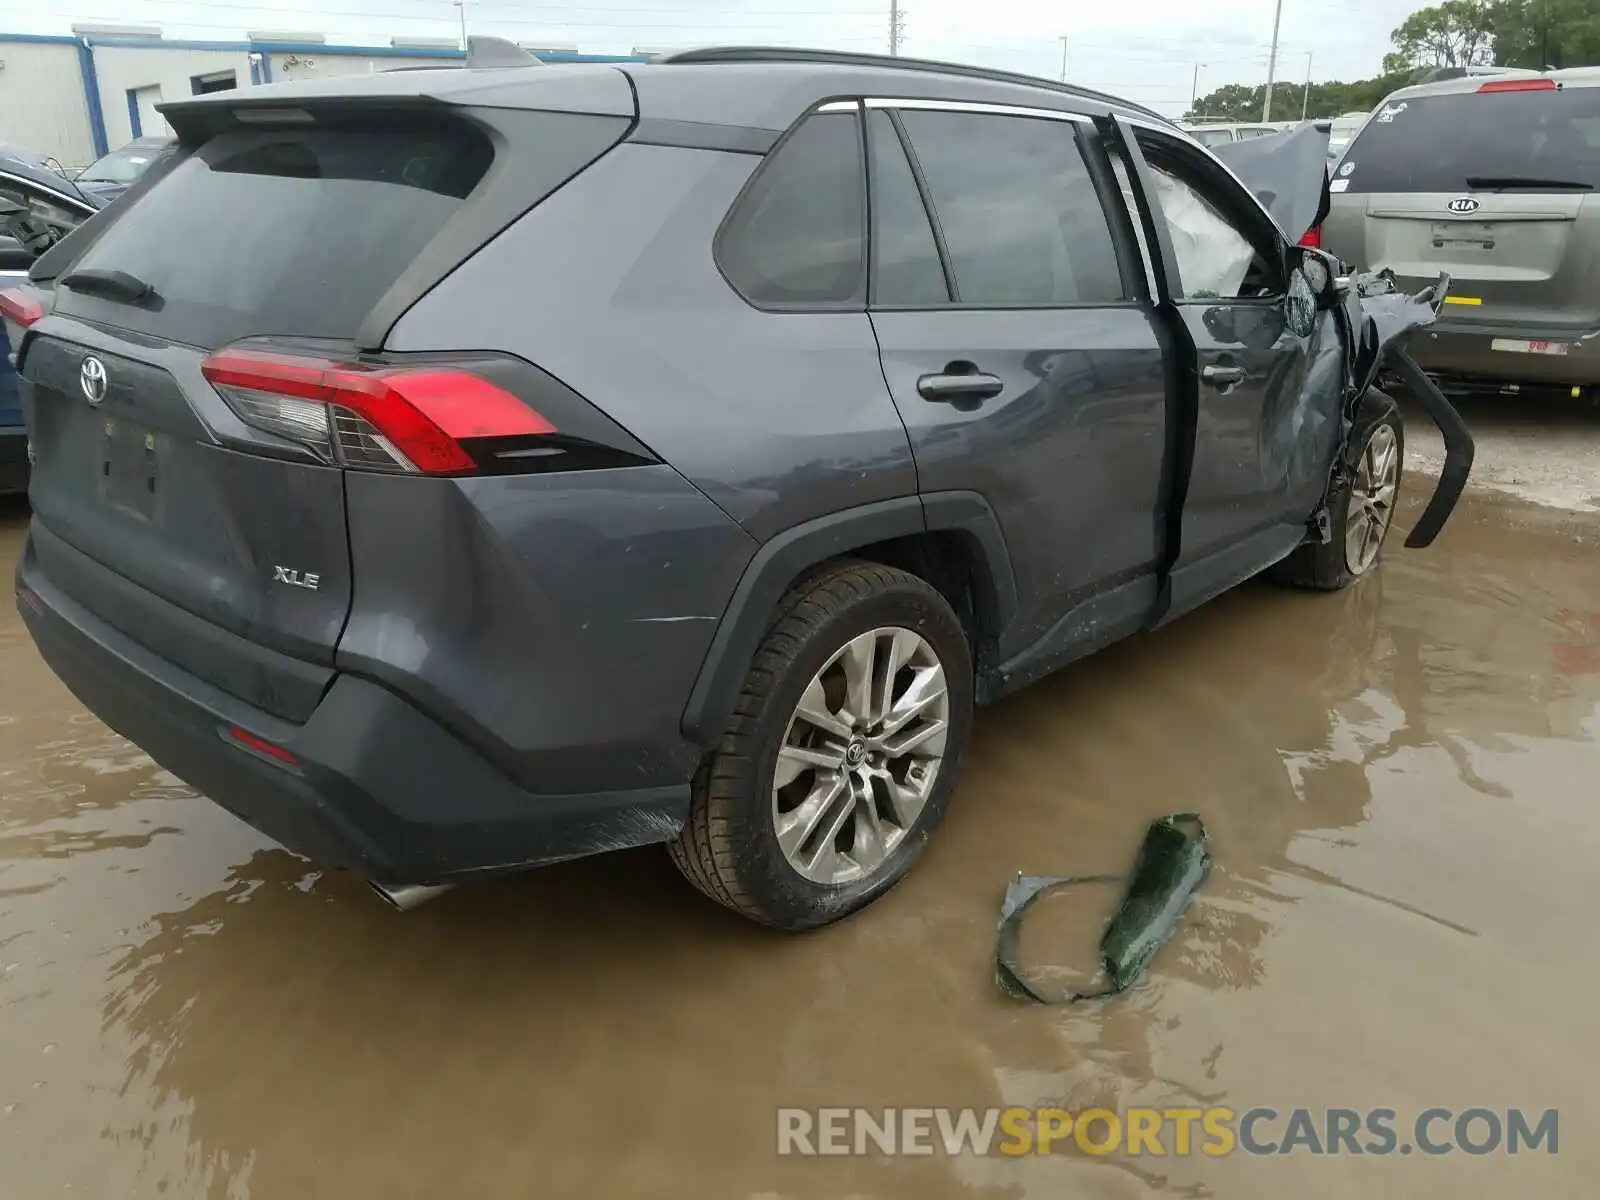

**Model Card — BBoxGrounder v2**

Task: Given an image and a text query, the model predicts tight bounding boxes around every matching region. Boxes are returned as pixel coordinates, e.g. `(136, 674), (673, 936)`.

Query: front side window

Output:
(1126, 139), (1284, 301)
(718, 111), (866, 307)
(895, 110), (1127, 307)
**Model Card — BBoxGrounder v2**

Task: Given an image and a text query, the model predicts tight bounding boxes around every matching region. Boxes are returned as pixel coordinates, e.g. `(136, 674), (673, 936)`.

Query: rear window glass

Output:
(59, 123), (494, 347)
(1341, 88), (1600, 193)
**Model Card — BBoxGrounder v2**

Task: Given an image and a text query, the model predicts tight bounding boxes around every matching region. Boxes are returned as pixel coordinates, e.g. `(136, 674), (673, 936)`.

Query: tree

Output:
(1186, 71), (1426, 123)
(1387, 0), (1498, 69)
(1492, 0), (1600, 69)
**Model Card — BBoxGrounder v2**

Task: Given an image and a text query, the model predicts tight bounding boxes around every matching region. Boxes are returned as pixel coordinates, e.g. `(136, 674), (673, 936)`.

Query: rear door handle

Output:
(917, 365), (1004, 404)
(1201, 364), (1246, 388)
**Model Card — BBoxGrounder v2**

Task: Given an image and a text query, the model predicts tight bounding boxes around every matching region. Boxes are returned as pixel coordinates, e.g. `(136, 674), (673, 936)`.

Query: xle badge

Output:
(273, 566), (321, 590)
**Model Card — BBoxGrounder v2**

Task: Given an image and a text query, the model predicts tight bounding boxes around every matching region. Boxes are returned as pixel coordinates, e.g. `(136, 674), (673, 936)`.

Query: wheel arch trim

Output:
(679, 491), (1015, 745)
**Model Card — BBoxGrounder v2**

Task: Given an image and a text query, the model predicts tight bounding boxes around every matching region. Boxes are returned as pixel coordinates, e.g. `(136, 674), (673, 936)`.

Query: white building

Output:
(0, 26), (640, 171)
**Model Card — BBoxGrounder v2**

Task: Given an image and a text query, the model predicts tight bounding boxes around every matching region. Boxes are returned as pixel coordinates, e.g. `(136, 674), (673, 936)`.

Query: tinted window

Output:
(62, 122), (496, 347)
(866, 111), (948, 306)
(1341, 88), (1600, 193)
(1193, 130), (1236, 147)
(897, 111), (1125, 306)
(719, 112), (866, 306)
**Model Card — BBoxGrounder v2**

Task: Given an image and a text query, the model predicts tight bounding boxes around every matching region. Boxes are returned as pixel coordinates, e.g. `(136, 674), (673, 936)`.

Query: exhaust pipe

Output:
(368, 880), (456, 912)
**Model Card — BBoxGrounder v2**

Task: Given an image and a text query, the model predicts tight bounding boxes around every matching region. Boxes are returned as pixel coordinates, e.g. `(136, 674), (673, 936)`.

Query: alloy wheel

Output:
(1345, 423), (1399, 575)
(770, 626), (950, 885)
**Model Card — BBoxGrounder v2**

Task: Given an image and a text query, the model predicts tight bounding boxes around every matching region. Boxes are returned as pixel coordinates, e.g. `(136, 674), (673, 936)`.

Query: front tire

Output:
(668, 561), (974, 930)
(1271, 394), (1403, 592)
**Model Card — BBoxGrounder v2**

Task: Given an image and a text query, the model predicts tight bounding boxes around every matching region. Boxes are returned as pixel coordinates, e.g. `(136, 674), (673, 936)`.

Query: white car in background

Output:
(1184, 121), (1292, 147)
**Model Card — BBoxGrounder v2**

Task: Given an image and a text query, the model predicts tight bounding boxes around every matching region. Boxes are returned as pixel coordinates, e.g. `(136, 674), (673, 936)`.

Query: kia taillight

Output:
(0, 287), (45, 329)
(201, 349), (569, 476)
(1477, 78), (1557, 93)
(1300, 225), (1322, 249)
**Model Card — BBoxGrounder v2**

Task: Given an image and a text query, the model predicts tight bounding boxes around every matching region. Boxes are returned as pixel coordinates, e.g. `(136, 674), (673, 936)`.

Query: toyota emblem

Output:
(79, 355), (107, 406)
(1447, 197), (1482, 215)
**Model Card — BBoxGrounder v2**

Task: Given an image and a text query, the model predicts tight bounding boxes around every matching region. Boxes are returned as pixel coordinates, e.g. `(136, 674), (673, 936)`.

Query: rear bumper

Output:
(0, 427), (26, 496)
(1408, 320), (1600, 390)
(15, 533), (690, 884)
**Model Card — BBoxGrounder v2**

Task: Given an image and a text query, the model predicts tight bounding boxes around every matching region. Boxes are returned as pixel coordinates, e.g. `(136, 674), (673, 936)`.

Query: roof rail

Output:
(652, 45), (1171, 124)
(1417, 63), (1542, 83)
(465, 35), (541, 69)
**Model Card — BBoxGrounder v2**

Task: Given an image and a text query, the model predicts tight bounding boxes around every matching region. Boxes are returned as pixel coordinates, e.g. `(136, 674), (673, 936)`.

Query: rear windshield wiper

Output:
(58, 267), (161, 306)
(1463, 175), (1594, 191)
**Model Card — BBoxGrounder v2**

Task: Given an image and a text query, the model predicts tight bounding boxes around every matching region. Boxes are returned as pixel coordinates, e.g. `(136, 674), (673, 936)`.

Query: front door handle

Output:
(1202, 363), (1246, 389)
(917, 363), (1004, 404)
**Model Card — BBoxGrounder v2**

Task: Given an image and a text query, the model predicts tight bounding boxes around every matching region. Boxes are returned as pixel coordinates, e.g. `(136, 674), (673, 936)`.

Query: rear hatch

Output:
(19, 85), (632, 721)
(1323, 80), (1600, 332)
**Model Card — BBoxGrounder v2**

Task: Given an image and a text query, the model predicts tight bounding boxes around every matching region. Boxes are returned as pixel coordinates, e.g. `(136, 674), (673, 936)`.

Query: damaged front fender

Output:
(1335, 268), (1475, 548)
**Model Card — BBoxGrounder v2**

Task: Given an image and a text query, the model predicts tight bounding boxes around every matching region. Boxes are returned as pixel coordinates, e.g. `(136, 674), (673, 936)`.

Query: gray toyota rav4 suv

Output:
(1322, 68), (1600, 398)
(5, 47), (1426, 929)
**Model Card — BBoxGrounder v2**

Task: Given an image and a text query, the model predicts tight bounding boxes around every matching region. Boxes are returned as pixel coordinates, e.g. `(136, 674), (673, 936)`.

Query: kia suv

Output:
(5, 47), (1416, 929)
(1322, 68), (1600, 399)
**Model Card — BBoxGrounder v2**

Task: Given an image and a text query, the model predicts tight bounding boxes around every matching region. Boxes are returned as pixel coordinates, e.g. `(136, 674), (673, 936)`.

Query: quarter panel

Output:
(337, 465), (757, 794)
(387, 143), (918, 542)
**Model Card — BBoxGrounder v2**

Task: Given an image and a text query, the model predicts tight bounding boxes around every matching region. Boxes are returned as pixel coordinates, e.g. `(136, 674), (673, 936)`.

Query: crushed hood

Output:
(1211, 123), (1332, 244)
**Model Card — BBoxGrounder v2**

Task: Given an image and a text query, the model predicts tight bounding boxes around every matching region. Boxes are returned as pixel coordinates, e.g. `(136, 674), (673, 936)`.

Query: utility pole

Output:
(1191, 61), (1202, 112)
(455, 0), (467, 52)
(888, 0), (901, 56)
(1262, 0), (1284, 121)
(1058, 36), (1068, 82)
(1301, 51), (1313, 119)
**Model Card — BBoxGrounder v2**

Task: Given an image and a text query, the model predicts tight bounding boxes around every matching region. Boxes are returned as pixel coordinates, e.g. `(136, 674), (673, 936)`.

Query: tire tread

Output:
(668, 560), (952, 927)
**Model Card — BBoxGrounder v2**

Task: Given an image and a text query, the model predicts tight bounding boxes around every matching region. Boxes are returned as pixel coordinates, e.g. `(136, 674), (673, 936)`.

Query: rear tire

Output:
(1270, 393), (1404, 592)
(668, 561), (974, 930)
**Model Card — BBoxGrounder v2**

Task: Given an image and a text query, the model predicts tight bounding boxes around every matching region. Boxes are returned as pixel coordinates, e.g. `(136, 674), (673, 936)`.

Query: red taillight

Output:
(1300, 225), (1322, 249)
(224, 725), (299, 767)
(0, 287), (44, 329)
(1478, 78), (1557, 93)
(200, 349), (555, 475)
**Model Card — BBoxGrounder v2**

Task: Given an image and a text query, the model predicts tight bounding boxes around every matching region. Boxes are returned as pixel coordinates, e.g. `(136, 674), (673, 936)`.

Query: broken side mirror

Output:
(1289, 244), (1348, 308)
(1285, 267), (1317, 339)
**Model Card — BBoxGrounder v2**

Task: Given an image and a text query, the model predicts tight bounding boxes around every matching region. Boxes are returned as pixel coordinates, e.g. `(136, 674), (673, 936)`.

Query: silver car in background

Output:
(1322, 68), (1600, 398)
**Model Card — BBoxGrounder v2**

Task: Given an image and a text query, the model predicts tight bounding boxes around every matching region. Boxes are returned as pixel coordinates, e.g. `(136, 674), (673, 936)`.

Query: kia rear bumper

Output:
(1407, 320), (1600, 389)
(15, 532), (690, 885)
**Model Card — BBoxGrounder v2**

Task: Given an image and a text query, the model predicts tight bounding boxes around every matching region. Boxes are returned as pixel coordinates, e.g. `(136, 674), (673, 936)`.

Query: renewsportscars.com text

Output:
(777, 1106), (1558, 1158)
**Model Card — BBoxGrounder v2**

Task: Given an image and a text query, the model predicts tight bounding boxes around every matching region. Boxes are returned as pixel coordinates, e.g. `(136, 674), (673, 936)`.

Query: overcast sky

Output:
(14, 0), (1427, 115)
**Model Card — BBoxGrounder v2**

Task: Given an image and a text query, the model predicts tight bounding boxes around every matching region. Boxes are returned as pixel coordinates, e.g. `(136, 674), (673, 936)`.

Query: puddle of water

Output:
(1, 488), (1598, 1198)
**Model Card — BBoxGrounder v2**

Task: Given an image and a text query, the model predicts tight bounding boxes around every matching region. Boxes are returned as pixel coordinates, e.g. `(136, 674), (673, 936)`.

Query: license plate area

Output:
(1431, 221), (1495, 250)
(96, 417), (160, 521)
(1491, 338), (1571, 356)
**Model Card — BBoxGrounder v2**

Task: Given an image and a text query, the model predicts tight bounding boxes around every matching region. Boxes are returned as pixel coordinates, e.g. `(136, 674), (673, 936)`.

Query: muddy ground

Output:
(3, 406), (1600, 1197)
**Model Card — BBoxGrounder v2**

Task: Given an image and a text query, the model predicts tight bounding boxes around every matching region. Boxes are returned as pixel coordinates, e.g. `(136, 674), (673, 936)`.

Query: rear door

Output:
(1324, 81), (1600, 332)
(865, 100), (1171, 665)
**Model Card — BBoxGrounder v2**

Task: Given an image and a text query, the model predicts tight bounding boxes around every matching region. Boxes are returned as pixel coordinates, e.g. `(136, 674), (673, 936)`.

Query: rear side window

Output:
(896, 110), (1127, 306)
(1341, 88), (1600, 193)
(866, 110), (949, 306)
(58, 121), (496, 347)
(719, 111), (866, 307)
